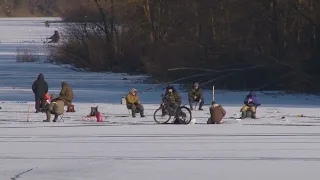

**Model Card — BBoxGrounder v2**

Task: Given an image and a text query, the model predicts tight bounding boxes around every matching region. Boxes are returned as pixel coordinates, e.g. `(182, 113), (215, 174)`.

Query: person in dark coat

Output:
(32, 73), (48, 113)
(188, 82), (204, 110)
(241, 91), (261, 119)
(48, 30), (60, 43)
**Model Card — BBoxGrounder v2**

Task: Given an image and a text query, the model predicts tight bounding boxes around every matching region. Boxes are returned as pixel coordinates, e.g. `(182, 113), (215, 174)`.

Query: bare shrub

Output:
(16, 42), (42, 63)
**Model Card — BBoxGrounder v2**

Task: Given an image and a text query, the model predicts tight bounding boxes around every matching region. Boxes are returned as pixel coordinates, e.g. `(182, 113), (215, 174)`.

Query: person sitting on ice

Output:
(47, 30), (60, 43)
(162, 85), (182, 117)
(188, 82), (204, 111)
(43, 94), (64, 122)
(126, 88), (145, 118)
(240, 91), (261, 119)
(207, 101), (226, 124)
(58, 81), (75, 112)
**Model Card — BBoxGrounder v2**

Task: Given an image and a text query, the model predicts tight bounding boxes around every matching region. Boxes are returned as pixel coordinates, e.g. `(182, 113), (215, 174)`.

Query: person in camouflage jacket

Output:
(188, 82), (204, 110)
(43, 94), (64, 122)
(58, 81), (74, 105)
(162, 85), (182, 117)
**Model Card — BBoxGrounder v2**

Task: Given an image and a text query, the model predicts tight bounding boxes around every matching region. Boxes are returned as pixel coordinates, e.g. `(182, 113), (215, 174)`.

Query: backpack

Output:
(88, 106), (98, 117)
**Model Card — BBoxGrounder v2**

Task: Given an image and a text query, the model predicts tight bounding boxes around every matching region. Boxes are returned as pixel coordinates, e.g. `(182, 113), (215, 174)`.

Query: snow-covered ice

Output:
(0, 18), (320, 180)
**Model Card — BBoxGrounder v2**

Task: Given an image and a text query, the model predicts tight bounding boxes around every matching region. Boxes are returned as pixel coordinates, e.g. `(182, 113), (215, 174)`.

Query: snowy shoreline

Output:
(1, 17), (320, 180)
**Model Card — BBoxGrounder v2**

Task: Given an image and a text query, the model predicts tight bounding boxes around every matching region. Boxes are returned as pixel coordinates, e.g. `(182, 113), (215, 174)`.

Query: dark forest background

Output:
(4, 0), (320, 92)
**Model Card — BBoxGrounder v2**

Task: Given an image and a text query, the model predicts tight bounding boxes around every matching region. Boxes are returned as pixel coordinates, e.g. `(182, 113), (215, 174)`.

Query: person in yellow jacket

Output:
(126, 88), (145, 117)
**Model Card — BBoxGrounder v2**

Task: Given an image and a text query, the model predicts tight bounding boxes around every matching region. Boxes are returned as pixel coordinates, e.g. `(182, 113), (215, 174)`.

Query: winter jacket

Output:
(45, 93), (50, 103)
(188, 88), (204, 99)
(126, 92), (141, 105)
(208, 103), (226, 124)
(244, 91), (260, 106)
(163, 91), (182, 105)
(49, 94), (64, 115)
(32, 73), (48, 97)
(59, 81), (74, 103)
(49, 31), (60, 43)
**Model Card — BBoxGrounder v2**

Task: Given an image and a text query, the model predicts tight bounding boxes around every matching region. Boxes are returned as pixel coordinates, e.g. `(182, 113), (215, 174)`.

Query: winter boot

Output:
(43, 119), (50, 122)
(241, 111), (247, 119)
(173, 118), (181, 124)
(140, 111), (145, 118)
(53, 116), (58, 122)
(51, 114), (59, 122)
(251, 112), (257, 119)
(198, 101), (204, 111)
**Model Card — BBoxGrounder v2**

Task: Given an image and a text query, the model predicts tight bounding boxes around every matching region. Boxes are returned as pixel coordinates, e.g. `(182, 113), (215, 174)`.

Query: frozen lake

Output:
(0, 18), (320, 180)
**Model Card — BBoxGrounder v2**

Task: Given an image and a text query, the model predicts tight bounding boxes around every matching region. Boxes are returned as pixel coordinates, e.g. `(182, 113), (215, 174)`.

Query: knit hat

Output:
(130, 88), (137, 93)
(166, 85), (174, 90)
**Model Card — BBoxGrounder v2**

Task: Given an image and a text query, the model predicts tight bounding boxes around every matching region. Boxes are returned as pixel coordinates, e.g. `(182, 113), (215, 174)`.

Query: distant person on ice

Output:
(47, 30), (60, 43)
(241, 91), (261, 119)
(125, 88), (145, 118)
(32, 73), (48, 113)
(43, 94), (64, 122)
(207, 101), (226, 124)
(188, 82), (204, 110)
(58, 81), (74, 112)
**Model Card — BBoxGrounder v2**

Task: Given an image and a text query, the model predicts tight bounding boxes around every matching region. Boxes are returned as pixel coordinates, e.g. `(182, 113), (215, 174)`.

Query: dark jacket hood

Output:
(37, 73), (44, 80)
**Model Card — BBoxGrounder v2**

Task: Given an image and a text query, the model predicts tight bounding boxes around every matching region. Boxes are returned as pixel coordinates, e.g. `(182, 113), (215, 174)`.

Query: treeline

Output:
(0, 0), (87, 16)
(48, 0), (320, 93)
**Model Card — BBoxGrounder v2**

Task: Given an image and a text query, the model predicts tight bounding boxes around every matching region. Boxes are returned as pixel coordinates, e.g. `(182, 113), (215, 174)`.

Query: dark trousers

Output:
(127, 104), (144, 117)
(162, 103), (180, 117)
(35, 95), (45, 112)
(188, 97), (204, 110)
(46, 110), (59, 121)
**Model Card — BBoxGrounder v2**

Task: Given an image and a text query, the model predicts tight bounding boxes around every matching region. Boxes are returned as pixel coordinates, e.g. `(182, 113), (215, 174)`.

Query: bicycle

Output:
(153, 102), (192, 124)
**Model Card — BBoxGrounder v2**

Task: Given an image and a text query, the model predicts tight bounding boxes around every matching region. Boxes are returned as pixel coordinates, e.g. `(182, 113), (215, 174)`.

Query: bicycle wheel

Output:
(177, 106), (192, 124)
(154, 107), (171, 124)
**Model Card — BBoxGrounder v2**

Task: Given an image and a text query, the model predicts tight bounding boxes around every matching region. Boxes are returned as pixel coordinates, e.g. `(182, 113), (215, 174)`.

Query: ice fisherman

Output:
(125, 88), (145, 118)
(32, 73), (49, 113)
(162, 85), (182, 116)
(58, 81), (74, 112)
(43, 94), (64, 122)
(207, 101), (226, 124)
(188, 82), (204, 110)
(241, 91), (261, 119)
(47, 30), (60, 43)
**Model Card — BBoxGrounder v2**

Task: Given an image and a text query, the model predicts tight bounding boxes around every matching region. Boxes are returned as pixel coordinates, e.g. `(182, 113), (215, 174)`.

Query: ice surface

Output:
(0, 18), (320, 180)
